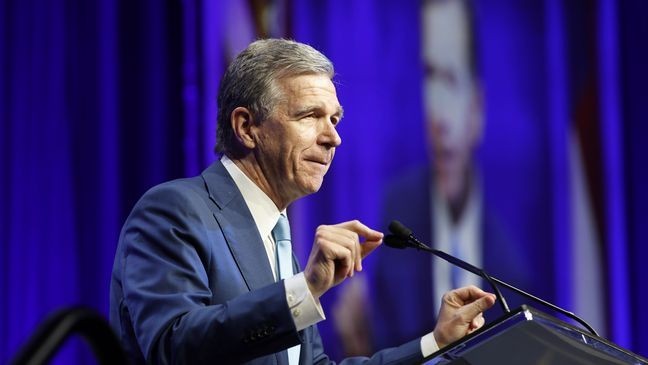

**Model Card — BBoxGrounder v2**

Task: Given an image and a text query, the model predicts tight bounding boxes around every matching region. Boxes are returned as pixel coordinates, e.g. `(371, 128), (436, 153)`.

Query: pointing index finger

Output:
(334, 220), (384, 264)
(335, 220), (384, 242)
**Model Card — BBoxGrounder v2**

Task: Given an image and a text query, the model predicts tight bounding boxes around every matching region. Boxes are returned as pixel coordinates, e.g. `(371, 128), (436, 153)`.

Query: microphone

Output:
(385, 220), (599, 337)
(385, 223), (511, 314)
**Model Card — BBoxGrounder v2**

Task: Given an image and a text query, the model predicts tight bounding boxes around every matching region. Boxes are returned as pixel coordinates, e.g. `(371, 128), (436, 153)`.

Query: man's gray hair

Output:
(215, 38), (335, 157)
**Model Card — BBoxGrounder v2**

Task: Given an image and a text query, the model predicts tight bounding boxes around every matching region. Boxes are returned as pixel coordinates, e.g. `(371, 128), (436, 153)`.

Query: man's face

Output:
(423, 0), (482, 200)
(252, 74), (343, 206)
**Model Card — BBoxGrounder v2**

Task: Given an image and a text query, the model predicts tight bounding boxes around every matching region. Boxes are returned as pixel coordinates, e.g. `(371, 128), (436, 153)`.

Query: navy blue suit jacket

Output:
(110, 160), (423, 364)
(369, 167), (533, 351)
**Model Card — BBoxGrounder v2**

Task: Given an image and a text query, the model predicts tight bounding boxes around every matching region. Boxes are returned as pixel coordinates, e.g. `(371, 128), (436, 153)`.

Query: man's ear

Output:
(231, 107), (256, 149)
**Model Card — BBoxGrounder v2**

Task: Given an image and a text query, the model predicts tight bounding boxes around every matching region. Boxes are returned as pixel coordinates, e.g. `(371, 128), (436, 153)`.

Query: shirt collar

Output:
(221, 155), (285, 240)
(432, 171), (482, 251)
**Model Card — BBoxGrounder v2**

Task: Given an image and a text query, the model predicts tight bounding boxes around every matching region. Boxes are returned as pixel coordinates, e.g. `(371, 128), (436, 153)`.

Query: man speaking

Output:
(109, 38), (496, 364)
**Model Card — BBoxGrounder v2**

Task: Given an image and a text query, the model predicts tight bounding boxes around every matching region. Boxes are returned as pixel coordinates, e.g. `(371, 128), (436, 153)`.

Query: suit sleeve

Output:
(117, 183), (300, 363)
(309, 324), (424, 365)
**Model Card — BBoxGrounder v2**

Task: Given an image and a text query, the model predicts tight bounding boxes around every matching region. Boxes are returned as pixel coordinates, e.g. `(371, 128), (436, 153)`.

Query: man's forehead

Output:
(277, 74), (343, 112)
(422, 1), (470, 69)
(279, 73), (336, 92)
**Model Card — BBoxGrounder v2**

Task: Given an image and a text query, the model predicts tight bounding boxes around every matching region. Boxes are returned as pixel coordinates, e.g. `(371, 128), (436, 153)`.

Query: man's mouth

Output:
(305, 155), (331, 164)
(307, 159), (327, 165)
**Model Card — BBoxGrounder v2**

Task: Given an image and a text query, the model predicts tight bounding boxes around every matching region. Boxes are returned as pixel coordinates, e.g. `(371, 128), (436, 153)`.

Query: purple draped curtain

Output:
(0, 0), (185, 362)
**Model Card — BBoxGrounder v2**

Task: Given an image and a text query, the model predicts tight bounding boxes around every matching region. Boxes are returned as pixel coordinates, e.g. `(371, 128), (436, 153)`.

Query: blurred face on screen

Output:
(423, 0), (483, 206)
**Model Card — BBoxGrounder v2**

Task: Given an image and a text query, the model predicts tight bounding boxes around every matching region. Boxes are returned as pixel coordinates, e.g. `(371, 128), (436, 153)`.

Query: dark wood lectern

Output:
(423, 306), (647, 365)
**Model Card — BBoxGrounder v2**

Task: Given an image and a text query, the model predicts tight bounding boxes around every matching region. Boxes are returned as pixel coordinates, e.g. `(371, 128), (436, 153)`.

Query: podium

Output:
(423, 305), (648, 364)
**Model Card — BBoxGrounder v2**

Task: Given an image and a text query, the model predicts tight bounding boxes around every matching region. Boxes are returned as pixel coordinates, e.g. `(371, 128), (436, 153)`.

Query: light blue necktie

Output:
(272, 214), (300, 365)
(273, 214), (294, 280)
(450, 234), (464, 289)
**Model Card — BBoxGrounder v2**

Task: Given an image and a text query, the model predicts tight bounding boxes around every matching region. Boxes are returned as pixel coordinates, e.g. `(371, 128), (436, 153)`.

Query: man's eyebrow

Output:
(293, 105), (344, 118)
(337, 105), (345, 119)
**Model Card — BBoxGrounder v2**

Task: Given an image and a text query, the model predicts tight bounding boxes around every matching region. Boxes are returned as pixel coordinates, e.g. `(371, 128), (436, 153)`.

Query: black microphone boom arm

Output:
(385, 233), (510, 313)
(385, 220), (599, 337)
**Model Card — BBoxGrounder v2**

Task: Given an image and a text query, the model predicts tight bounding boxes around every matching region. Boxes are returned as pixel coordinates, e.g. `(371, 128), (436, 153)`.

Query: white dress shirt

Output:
(431, 176), (483, 315)
(222, 156), (325, 331)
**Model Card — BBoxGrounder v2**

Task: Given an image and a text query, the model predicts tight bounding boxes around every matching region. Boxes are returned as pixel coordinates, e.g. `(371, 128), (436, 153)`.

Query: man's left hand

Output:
(432, 285), (497, 348)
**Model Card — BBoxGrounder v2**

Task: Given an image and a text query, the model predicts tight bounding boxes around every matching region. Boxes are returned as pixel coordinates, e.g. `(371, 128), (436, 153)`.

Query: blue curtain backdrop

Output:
(0, 0), (187, 362)
(622, 0), (648, 354)
(2, 0), (647, 363)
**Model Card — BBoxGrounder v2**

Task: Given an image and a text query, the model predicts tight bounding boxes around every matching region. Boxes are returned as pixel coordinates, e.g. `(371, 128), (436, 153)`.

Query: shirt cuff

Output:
(421, 331), (440, 358)
(284, 272), (326, 331)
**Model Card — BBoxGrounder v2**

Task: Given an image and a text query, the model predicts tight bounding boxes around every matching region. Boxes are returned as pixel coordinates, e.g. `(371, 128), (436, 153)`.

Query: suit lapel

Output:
(418, 170), (436, 315)
(201, 160), (276, 291)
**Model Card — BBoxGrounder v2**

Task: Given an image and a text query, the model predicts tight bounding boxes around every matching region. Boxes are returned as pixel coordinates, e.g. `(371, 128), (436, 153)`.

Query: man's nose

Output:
(319, 120), (342, 148)
(430, 114), (454, 137)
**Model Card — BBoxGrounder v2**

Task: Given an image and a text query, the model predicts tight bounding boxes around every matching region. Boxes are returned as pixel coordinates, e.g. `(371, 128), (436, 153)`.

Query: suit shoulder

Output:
(384, 166), (430, 199)
(141, 176), (206, 203)
(382, 166), (430, 216)
(125, 175), (214, 225)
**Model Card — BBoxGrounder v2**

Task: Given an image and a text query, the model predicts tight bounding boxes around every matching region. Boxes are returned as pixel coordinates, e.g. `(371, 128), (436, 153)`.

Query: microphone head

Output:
(388, 220), (412, 238)
(383, 235), (410, 249)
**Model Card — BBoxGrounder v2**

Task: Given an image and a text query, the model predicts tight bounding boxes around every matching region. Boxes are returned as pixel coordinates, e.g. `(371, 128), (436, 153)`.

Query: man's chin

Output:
(301, 178), (325, 195)
(438, 174), (471, 206)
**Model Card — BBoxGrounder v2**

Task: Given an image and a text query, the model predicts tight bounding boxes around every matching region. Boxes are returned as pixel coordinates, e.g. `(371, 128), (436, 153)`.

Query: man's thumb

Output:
(462, 294), (496, 320)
